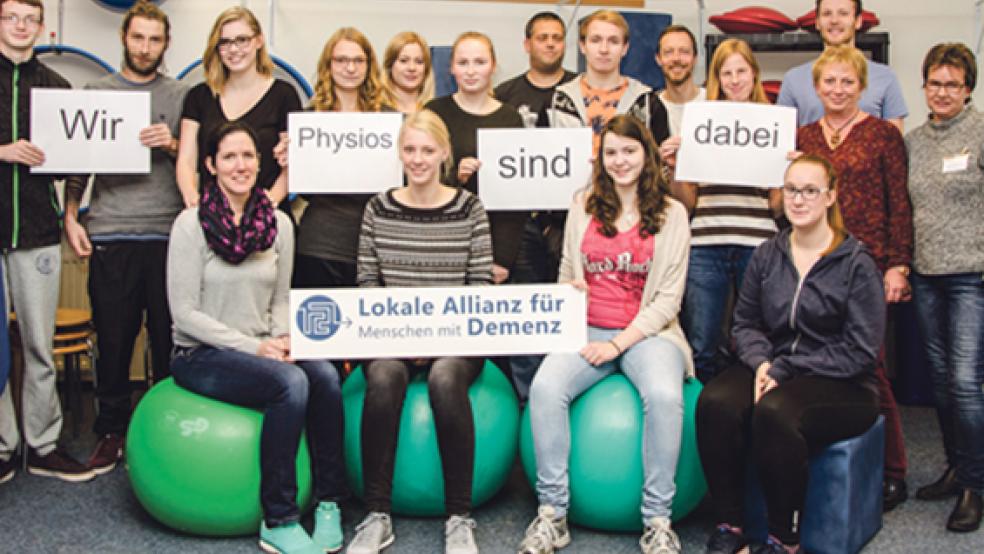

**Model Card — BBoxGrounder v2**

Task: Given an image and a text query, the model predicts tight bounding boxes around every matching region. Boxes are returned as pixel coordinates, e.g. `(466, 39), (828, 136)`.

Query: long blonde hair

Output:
(706, 39), (768, 103)
(202, 7), (273, 94)
(380, 31), (435, 112)
(310, 27), (382, 112)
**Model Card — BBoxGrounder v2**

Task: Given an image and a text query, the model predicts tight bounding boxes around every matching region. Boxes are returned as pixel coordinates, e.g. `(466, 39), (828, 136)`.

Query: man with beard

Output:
(495, 11), (576, 129)
(0, 0), (94, 483)
(777, 0), (906, 131)
(495, 12), (576, 401)
(655, 25), (704, 137)
(62, 0), (187, 475)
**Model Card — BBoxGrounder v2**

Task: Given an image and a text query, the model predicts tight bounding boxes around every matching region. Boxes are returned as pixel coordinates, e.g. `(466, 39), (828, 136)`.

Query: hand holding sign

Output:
(0, 139), (45, 167)
(674, 101), (796, 188)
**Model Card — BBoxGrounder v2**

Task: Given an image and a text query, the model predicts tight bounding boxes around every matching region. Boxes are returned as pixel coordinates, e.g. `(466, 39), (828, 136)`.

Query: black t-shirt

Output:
(495, 70), (576, 128)
(181, 79), (301, 192)
(425, 95), (525, 269)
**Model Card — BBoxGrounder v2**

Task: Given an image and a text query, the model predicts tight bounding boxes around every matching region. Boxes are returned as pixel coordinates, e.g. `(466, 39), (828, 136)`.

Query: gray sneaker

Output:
(640, 517), (681, 554)
(346, 512), (394, 554)
(517, 505), (571, 554)
(445, 515), (478, 554)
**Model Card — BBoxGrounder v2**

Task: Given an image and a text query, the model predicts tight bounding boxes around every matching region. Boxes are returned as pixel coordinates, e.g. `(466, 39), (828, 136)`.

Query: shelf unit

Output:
(704, 31), (891, 74)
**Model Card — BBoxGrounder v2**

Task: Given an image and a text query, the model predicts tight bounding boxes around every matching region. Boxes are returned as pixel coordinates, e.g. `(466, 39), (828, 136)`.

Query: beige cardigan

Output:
(560, 191), (695, 377)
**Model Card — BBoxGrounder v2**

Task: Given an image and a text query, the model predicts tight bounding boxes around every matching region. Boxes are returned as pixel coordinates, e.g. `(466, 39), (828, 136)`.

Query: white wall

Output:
(40, 0), (982, 126)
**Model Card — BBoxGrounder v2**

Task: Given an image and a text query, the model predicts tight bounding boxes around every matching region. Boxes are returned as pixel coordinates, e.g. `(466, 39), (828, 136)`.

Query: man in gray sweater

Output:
(63, 0), (187, 474)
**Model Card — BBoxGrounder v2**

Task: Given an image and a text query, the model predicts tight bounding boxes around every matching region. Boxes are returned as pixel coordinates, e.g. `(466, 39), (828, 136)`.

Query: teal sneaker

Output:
(312, 501), (344, 553)
(259, 521), (322, 554)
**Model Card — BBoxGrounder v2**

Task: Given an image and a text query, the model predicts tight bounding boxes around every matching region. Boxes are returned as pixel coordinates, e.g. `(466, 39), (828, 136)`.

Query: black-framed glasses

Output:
(216, 35), (255, 52)
(782, 185), (827, 201)
(925, 80), (966, 94)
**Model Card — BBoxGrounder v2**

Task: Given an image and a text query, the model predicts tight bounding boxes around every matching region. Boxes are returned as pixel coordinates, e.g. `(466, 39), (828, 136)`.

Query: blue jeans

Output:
(680, 245), (754, 383)
(529, 326), (686, 522)
(911, 272), (984, 492)
(171, 346), (346, 526)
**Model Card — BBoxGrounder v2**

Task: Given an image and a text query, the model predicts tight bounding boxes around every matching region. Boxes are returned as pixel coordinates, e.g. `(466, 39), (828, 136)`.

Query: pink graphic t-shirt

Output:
(581, 218), (654, 329)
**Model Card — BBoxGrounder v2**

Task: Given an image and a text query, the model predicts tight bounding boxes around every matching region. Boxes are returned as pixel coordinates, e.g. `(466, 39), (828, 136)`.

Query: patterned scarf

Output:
(198, 181), (278, 264)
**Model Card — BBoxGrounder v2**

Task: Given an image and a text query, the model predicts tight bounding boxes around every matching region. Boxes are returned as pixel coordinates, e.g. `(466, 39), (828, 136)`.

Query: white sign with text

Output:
(30, 89), (150, 174)
(478, 127), (592, 210)
(675, 101), (796, 187)
(288, 111), (402, 194)
(290, 284), (587, 359)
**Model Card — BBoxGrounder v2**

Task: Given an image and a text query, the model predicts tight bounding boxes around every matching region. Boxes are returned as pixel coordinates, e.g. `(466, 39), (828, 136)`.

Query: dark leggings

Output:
(361, 357), (483, 515)
(696, 366), (878, 545)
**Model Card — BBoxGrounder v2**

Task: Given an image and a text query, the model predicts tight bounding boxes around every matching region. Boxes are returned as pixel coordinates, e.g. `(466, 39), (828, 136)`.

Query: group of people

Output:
(0, 1), (981, 554)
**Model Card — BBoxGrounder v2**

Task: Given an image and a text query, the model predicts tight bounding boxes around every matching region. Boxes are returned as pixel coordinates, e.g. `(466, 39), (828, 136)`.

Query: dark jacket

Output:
(732, 228), (886, 390)
(0, 52), (70, 250)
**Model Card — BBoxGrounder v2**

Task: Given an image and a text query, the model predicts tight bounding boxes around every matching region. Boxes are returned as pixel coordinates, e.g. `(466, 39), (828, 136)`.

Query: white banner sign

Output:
(478, 127), (592, 210)
(675, 101), (796, 187)
(30, 89), (150, 174)
(288, 111), (402, 194)
(290, 284), (586, 359)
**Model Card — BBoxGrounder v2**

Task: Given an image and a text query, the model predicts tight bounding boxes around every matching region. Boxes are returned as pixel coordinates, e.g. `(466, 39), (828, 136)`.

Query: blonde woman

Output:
(175, 6), (300, 208)
(379, 31), (434, 113)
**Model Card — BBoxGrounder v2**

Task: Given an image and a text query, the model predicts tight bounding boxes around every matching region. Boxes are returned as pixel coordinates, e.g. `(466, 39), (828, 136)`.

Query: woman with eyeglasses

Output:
(696, 155), (883, 554)
(795, 44), (913, 512)
(425, 31), (523, 285)
(379, 31), (435, 114)
(176, 6), (300, 210)
(291, 27), (383, 289)
(906, 42), (984, 533)
(667, 39), (782, 384)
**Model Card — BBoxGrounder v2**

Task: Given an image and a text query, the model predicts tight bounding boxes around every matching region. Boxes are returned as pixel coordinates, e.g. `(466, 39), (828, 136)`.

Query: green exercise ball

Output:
(519, 374), (706, 531)
(343, 360), (519, 516)
(126, 378), (313, 536)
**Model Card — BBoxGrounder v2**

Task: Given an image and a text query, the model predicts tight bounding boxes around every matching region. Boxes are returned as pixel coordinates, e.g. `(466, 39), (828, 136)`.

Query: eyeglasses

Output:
(0, 14), (42, 27)
(332, 56), (368, 67)
(925, 80), (966, 94)
(782, 185), (827, 201)
(216, 35), (254, 52)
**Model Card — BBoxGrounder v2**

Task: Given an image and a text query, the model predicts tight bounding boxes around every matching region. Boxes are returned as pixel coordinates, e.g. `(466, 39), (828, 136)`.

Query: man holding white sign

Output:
(62, 0), (187, 475)
(0, 0), (94, 483)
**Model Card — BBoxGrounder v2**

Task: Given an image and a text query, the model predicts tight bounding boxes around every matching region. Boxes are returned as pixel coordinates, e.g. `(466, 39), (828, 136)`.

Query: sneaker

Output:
(0, 455), (16, 484)
(749, 536), (798, 554)
(705, 524), (747, 554)
(27, 447), (95, 482)
(87, 434), (124, 475)
(312, 501), (343, 553)
(640, 517), (680, 554)
(445, 515), (478, 554)
(259, 521), (322, 554)
(346, 512), (394, 554)
(517, 505), (571, 554)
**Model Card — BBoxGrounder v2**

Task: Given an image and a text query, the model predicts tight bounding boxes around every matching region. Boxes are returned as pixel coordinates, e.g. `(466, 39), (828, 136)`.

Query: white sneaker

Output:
(517, 505), (571, 554)
(640, 517), (680, 554)
(346, 512), (394, 554)
(445, 515), (478, 554)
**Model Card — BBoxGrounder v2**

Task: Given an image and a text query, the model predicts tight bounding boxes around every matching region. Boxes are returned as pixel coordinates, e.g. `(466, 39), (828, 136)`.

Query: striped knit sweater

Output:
(690, 184), (777, 247)
(357, 188), (493, 287)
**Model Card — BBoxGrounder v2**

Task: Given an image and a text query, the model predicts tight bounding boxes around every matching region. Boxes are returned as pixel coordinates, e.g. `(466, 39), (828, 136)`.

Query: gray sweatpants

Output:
(0, 245), (62, 460)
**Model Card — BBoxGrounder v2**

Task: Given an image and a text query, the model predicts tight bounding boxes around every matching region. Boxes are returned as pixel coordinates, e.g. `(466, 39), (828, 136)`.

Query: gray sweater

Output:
(74, 73), (187, 237)
(168, 208), (293, 354)
(905, 104), (984, 275)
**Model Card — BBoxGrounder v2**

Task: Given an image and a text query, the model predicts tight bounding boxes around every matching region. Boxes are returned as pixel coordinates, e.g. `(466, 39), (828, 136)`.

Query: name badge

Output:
(942, 153), (970, 173)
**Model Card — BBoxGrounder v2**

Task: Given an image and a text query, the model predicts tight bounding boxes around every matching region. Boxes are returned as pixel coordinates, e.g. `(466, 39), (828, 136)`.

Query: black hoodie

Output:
(732, 228), (886, 395)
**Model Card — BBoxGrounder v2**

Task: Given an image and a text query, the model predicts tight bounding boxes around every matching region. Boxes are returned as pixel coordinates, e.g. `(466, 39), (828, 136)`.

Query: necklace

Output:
(823, 109), (860, 147)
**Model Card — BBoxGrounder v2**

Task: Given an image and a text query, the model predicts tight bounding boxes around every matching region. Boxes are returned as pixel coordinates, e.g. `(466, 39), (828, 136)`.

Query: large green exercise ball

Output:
(126, 378), (313, 536)
(343, 360), (519, 516)
(520, 374), (706, 531)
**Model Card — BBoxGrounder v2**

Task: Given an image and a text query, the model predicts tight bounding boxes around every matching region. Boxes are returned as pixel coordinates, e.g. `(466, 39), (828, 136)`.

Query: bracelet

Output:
(609, 339), (622, 354)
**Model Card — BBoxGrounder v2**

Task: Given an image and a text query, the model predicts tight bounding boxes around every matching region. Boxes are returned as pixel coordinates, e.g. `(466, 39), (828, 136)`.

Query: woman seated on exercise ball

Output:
(347, 110), (493, 554)
(168, 121), (344, 554)
(518, 114), (692, 554)
(696, 155), (884, 554)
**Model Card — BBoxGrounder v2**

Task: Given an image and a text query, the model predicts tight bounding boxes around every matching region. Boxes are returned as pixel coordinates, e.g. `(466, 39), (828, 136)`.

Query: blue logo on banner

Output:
(297, 295), (346, 341)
